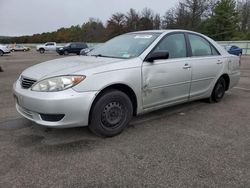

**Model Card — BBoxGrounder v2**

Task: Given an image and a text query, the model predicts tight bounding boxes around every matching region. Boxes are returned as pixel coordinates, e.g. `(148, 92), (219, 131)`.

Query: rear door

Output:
(187, 33), (224, 100)
(45, 42), (56, 51)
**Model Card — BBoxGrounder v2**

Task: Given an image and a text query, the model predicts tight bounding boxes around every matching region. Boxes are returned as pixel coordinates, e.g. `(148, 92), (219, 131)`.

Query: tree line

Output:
(1, 0), (250, 44)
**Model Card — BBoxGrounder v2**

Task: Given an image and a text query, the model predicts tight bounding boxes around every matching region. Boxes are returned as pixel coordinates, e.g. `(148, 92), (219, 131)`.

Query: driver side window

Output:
(153, 33), (187, 59)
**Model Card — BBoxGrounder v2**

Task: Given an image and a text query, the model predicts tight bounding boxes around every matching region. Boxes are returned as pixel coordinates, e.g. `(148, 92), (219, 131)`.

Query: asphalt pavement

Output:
(0, 51), (249, 187)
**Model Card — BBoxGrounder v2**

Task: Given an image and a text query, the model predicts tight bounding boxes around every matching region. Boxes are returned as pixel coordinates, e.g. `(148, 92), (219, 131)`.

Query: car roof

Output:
(129, 29), (201, 35)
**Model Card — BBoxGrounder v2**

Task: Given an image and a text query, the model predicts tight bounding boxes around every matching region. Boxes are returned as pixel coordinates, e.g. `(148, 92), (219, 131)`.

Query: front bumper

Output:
(13, 80), (98, 128)
(3, 50), (11, 54)
(56, 49), (64, 54)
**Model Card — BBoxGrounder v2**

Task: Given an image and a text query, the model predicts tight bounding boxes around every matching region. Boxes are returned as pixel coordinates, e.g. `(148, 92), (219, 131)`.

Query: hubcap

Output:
(101, 102), (124, 128)
(216, 83), (224, 98)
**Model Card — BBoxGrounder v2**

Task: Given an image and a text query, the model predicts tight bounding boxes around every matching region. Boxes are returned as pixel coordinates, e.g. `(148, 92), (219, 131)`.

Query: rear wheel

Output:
(211, 77), (226, 103)
(89, 90), (133, 137)
(39, 48), (45, 54)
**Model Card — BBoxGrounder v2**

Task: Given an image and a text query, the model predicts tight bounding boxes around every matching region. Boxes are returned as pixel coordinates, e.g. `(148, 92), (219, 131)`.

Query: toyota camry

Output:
(13, 30), (240, 137)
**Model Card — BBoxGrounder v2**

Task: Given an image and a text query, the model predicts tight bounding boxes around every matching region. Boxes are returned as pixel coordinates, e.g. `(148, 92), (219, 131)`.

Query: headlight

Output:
(60, 47), (63, 50)
(31, 75), (85, 92)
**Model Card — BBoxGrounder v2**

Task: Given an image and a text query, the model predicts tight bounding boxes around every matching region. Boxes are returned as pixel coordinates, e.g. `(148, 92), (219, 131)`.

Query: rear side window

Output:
(78, 43), (87, 48)
(75, 43), (81, 48)
(153, 33), (187, 59)
(71, 43), (77, 48)
(45, 43), (54, 46)
(188, 34), (219, 56)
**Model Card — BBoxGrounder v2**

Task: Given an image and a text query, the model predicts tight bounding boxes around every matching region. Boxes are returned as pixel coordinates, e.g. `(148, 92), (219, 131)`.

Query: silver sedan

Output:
(13, 30), (240, 137)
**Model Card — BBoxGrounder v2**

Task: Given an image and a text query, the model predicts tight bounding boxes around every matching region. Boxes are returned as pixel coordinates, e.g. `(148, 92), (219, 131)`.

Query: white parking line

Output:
(234, 87), (250, 91)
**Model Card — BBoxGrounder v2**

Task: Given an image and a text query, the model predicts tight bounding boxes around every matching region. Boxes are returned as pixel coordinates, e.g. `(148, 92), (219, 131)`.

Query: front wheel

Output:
(89, 90), (133, 137)
(211, 77), (226, 103)
(0, 50), (3, 56)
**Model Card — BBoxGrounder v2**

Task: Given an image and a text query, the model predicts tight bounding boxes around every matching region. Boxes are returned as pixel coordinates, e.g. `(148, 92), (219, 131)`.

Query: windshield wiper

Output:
(91, 54), (110, 58)
(90, 54), (126, 59)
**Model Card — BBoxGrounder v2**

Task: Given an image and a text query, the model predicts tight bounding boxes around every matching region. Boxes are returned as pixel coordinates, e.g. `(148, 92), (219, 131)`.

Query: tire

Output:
(211, 77), (226, 103)
(89, 90), (133, 137)
(64, 50), (69, 55)
(39, 48), (45, 54)
(0, 50), (3, 56)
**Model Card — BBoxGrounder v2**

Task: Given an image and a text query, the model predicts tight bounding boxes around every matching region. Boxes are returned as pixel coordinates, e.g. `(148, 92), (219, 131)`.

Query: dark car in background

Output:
(56, 42), (88, 55)
(225, 45), (243, 56)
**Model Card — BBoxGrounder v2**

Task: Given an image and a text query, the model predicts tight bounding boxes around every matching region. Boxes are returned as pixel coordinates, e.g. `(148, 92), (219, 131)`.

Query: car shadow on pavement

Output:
(0, 99), (215, 154)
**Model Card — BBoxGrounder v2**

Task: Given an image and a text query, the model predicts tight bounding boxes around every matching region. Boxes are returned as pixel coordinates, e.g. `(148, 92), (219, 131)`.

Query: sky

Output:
(0, 0), (179, 36)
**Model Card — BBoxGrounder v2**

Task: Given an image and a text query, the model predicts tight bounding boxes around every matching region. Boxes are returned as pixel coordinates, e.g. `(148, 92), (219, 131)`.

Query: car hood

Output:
(21, 56), (124, 80)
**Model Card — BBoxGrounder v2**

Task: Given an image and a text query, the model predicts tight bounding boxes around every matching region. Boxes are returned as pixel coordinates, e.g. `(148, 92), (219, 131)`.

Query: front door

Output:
(142, 33), (192, 109)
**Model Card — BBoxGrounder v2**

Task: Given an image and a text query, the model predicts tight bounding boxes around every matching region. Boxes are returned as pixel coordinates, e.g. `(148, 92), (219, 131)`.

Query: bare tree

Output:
(139, 8), (154, 30)
(238, 0), (250, 31)
(153, 14), (161, 29)
(106, 13), (126, 37)
(162, 0), (211, 30)
(176, 2), (190, 28)
(162, 8), (177, 29)
(182, 0), (210, 28)
(125, 9), (140, 31)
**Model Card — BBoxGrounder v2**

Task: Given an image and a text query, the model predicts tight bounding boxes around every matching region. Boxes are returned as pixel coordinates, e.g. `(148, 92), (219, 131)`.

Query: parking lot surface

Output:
(0, 51), (250, 187)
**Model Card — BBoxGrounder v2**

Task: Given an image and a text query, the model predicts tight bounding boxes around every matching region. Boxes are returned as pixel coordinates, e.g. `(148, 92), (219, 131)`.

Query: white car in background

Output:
(36, 42), (63, 53)
(0, 44), (11, 56)
(14, 30), (240, 137)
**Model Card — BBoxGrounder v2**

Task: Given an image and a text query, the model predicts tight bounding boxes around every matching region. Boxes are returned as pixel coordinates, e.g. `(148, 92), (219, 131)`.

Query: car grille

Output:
(21, 76), (37, 89)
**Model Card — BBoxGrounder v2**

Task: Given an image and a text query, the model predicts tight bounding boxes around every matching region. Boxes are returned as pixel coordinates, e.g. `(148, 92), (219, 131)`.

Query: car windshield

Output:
(88, 33), (161, 59)
(65, 43), (71, 47)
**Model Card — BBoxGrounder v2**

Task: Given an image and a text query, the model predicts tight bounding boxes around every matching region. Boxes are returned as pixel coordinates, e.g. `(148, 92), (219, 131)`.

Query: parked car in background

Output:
(225, 45), (243, 56)
(57, 42), (88, 55)
(0, 44), (11, 56)
(13, 30), (240, 137)
(36, 42), (63, 53)
(9, 44), (30, 52)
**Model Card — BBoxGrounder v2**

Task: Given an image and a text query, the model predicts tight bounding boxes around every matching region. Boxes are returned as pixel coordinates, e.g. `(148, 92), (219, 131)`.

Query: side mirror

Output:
(145, 51), (169, 62)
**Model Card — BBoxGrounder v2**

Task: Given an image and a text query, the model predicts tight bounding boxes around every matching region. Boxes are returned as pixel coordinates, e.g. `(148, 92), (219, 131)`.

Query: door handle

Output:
(183, 64), (191, 69)
(217, 60), (223, 64)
